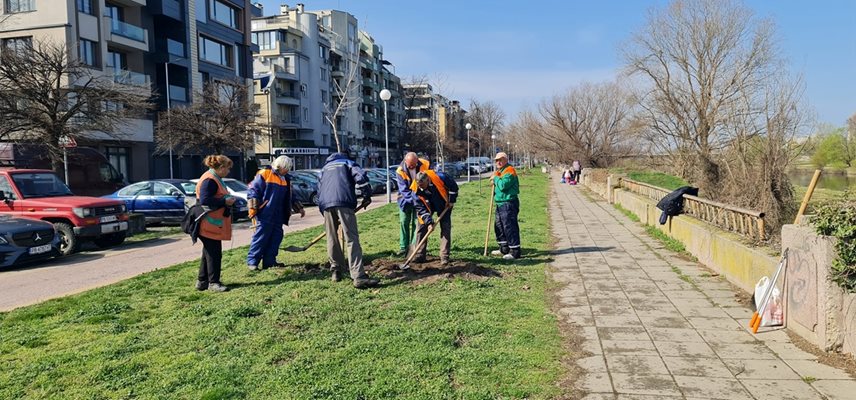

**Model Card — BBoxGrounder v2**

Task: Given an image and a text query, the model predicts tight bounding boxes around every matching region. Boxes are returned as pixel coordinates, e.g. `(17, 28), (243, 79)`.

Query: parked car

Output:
(364, 169), (390, 194)
(190, 178), (249, 201)
(103, 179), (194, 225)
(0, 215), (61, 268)
(0, 169), (129, 255)
(288, 173), (318, 205)
(292, 169), (321, 182)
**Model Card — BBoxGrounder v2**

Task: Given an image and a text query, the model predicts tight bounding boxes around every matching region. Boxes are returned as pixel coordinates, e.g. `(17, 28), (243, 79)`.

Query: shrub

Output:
(813, 192), (856, 292)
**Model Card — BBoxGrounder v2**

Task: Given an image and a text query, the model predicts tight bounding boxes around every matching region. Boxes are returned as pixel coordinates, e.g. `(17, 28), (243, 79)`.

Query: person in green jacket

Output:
(490, 152), (521, 259)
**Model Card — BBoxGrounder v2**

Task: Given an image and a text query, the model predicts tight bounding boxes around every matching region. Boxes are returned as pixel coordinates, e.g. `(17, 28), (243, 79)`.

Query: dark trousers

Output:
(198, 236), (223, 284)
(415, 210), (452, 260)
(573, 170), (581, 181)
(247, 220), (284, 268)
(495, 199), (521, 257)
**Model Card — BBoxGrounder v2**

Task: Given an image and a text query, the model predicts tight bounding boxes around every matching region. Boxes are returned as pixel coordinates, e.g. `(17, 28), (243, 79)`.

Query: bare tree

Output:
(0, 39), (152, 171)
(532, 81), (638, 167)
(155, 79), (263, 155)
(623, 0), (780, 193)
(467, 99), (506, 159)
(325, 51), (360, 152)
(402, 74), (459, 163)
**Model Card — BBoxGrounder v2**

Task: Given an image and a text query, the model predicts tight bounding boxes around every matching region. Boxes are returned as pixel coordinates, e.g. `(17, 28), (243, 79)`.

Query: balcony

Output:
(278, 116), (301, 128)
(167, 38), (185, 58)
(104, 16), (149, 52)
(276, 90), (300, 105)
(149, 0), (182, 21)
(107, 67), (150, 86)
(273, 64), (297, 80)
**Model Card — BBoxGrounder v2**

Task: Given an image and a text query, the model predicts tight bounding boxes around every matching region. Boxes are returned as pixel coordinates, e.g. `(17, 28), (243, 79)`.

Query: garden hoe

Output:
(282, 202), (370, 252)
(399, 206), (451, 270)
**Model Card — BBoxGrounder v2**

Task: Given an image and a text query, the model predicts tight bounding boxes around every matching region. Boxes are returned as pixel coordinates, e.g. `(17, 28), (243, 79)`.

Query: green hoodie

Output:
(493, 165), (519, 203)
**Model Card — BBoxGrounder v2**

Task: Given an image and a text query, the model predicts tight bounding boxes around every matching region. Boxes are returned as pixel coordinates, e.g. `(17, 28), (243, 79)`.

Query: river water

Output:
(788, 170), (856, 191)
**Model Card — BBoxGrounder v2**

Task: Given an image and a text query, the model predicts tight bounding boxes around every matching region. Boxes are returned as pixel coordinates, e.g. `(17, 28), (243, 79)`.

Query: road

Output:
(0, 173), (493, 311)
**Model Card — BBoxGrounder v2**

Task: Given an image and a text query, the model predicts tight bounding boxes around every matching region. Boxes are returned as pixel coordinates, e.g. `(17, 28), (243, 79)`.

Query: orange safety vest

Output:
(195, 170), (232, 241)
(411, 170), (449, 214)
(396, 158), (431, 185)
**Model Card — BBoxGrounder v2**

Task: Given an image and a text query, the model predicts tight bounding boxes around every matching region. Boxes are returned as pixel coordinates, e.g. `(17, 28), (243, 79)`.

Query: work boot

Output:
(490, 250), (504, 256)
(195, 280), (208, 291)
(395, 249), (407, 256)
(441, 258), (450, 267)
(247, 264), (259, 271)
(413, 254), (427, 263)
(502, 254), (515, 260)
(208, 282), (229, 292)
(353, 277), (380, 289)
(331, 269), (342, 282)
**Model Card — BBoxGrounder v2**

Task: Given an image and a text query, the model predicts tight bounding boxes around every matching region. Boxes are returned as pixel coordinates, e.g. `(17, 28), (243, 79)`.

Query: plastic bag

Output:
(754, 276), (782, 327)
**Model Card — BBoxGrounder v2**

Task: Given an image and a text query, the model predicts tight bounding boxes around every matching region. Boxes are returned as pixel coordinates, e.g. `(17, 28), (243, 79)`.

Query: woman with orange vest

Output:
(194, 155), (236, 292)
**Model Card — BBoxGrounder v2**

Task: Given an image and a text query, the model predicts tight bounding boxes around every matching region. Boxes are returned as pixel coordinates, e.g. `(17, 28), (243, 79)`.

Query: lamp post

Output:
(506, 141), (511, 164)
(491, 134), (496, 173)
(465, 122), (472, 182)
(380, 88), (392, 204)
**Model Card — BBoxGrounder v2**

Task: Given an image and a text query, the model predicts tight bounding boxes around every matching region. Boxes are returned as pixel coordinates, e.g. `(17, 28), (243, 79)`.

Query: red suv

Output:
(0, 169), (129, 255)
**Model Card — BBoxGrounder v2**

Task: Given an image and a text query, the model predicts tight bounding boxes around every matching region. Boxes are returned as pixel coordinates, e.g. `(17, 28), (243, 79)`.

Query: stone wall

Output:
(782, 225), (856, 356)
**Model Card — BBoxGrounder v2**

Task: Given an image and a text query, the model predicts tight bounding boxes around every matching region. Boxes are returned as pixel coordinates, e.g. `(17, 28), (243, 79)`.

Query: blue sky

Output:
(258, 0), (856, 126)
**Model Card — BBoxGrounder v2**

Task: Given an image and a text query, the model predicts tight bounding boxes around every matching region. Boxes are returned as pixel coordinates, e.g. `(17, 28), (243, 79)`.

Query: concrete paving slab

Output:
(654, 341), (718, 358)
(741, 379), (826, 400)
(724, 359), (802, 380)
(597, 326), (650, 341)
(610, 373), (682, 397)
(673, 375), (753, 399)
(785, 359), (854, 380)
(601, 340), (659, 356)
(662, 356), (733, 378)
(605, 354), (670, 375)
(647, 327), (705, 342)
(811, 379), (856, 399)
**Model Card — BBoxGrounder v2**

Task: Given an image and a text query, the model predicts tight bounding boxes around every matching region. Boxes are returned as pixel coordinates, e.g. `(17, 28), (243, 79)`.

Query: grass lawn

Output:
(609, 168), (689, 190)
(0, 171), (564, 399)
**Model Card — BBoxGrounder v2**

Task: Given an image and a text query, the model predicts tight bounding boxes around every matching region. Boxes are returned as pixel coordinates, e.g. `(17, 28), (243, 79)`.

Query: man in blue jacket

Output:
(317, 152), (379, 289)
(411, 170), (458, 266)
(246, 155), (305, 270)
(395, 152), (431, 256)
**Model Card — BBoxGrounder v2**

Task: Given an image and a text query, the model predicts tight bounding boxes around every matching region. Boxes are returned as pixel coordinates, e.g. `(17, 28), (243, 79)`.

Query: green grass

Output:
(626, 171), (689, 191)
(0, 172), (564, 399)
(644, 225), (687, 254)
(613, 204), (640, 223)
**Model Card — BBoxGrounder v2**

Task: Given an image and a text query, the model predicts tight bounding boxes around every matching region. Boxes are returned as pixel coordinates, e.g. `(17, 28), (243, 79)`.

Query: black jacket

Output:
(656, 186), (699, 224)
(182, 204), (212, 244)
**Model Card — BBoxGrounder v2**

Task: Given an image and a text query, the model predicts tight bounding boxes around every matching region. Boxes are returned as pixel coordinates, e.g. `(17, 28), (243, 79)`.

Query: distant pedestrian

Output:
(194, 155), (236, 292)
(318, 153), (379, 289)
(572, 160), (582, 182)
(412, 170), (458, 266)
(246, 155), (305, 271)
(563, 169), (572, 184)
(490, 152), (522, 260)
(394, 152), (431, 256)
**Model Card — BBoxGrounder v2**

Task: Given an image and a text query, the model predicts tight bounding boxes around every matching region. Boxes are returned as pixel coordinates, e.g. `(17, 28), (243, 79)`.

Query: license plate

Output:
(28, 244), (52, 255)
(239, 206), (248, 212)
(100, 215), (118, 223)
(100, 222), (128, 234)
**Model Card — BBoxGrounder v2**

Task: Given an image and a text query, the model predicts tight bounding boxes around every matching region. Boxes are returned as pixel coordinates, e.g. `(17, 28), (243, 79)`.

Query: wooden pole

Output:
(794, 169), (822, 225)
(483, 187), (496, 257)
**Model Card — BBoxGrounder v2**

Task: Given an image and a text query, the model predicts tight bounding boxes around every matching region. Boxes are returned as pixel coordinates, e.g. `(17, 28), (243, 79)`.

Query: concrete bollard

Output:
(606, 175), (614, 204)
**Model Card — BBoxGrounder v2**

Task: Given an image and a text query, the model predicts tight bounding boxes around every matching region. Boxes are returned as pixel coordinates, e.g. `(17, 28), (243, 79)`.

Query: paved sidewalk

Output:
(548, 176), (856, 399)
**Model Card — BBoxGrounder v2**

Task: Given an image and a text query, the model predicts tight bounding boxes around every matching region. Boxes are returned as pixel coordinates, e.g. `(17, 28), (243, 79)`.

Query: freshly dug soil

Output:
(366, 257), (502, 285)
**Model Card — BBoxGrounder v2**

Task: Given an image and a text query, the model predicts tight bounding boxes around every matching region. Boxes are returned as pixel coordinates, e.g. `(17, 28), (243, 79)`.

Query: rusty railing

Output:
(619, 178), (766, 241)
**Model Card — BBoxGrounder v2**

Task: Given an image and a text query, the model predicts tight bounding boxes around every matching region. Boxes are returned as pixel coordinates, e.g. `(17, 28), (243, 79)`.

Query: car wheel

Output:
(93, 231), (127, 249)
(311, 192), (319, 205)
(53, 222), (79, 256)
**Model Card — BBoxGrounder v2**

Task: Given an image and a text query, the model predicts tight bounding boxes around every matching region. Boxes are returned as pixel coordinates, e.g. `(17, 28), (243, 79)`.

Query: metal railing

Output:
(109, 18), (146, 43)
(619, 178), (767, 241)
(107, 67), (150, 86)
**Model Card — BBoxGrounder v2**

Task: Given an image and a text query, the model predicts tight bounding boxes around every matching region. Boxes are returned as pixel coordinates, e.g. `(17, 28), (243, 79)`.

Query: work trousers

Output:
(198, 236), (223, 284)
(323, 207), (368, 280)
(399, 205), (417, 251)
(415, 210), (452, 261)
(247, 220), (284, 268)
(495, 199), (521, 258)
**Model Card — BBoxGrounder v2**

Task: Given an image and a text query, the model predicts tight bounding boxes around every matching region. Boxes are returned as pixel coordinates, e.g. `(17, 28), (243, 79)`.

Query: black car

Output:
(290, 173), (319, 205)
(0, 215), (60, 268)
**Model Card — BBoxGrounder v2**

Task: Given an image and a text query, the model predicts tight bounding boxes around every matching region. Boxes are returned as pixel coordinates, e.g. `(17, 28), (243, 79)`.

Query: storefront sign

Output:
(272, 147), (331, 156)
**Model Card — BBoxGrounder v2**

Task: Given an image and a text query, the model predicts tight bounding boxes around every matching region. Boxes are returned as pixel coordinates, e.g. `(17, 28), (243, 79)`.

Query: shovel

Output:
(281, 201), (371, 252)
(399, 206), (451, 270)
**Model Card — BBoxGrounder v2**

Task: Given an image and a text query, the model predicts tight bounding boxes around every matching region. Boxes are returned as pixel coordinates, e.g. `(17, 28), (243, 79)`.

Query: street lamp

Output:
(506, 141), (511, 164)
(491, 134), (496, 173)
(465, 122), (472, 182)
(380, 88), (392, 204)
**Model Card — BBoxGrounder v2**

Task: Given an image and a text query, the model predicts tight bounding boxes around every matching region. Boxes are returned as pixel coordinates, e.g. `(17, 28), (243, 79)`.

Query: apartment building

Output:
(0, 0), (256, 181)
(403, 83), (466, 161)
(251, 4), (405, 169)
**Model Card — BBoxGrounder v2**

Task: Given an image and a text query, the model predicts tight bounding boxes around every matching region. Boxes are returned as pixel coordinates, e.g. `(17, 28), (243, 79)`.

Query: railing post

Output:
(758, 218), (765, 241)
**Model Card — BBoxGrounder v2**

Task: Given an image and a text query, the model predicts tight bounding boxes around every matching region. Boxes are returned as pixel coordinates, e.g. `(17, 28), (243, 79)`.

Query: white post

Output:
(63, 147), (69, 184)
(383, 99), (391, 203)
(165, 62), (173, 179)
(466, 127), (471, 182)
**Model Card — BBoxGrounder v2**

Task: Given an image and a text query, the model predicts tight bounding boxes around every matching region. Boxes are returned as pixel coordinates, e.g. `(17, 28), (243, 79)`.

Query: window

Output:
(5, 0), (34, 13)
(76, 0), (92, 14)
(320, 67), (327, 82)
(198, 36), (233, 67)
(321, 15), (331, 28)
(2, 36), (32, 56)
(0, 176), (17, 200)
(210, 0), (238, 29)
(118, 182), (151, 197)
(319, 45), (326, 59)
(153, 182), (181, 196)
(79, 39), (97, 67)
(252, 31), (276, 51)
(106, 50), (126, 69)
(105, 147), (128, 181)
